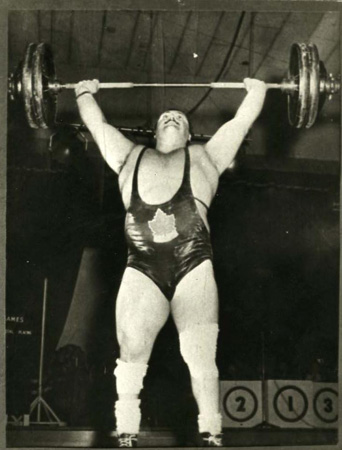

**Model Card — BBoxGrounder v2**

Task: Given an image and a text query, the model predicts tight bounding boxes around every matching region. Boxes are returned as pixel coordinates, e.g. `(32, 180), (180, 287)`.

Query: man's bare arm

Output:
(75, 80), (135, 174)
(204, 78), (267, 175)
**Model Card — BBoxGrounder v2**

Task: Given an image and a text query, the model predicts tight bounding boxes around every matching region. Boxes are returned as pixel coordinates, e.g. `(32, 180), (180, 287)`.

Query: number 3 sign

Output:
(313, 383), (338, 428)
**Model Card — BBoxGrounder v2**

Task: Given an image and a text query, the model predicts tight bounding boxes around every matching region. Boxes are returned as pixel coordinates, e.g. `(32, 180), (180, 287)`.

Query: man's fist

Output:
(75, 79), (100, 96)
(243, 78), (267, 93)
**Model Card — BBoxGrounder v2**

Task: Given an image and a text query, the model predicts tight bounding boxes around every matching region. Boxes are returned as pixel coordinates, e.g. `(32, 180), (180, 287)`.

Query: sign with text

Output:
(220, 381), (263, 428)
(312, 382), (338, 428)
(266, 380), (339, 428)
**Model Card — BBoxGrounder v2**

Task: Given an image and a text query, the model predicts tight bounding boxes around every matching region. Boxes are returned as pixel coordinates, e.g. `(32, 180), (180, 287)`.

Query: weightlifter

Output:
(75, 78), (267, 447)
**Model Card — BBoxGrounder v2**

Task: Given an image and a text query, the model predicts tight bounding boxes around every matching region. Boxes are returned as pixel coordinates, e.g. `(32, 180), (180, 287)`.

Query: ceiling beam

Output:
(195, 11), (225, 76)
(251, 12), (291, 78)
(68, 11), (75, 64)
(168, 11), (193, 73)
(37, 11), (42, 43)
(8, 0), (338, 12)
(125, 11), (141, 68)
(97, 11), (107, 66)
(142, 12), (159, 71)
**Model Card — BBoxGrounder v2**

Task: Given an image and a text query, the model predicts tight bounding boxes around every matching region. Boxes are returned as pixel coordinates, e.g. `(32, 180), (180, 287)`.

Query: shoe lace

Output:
(203, 434), (222, 446)
(118, 435), (136, 447)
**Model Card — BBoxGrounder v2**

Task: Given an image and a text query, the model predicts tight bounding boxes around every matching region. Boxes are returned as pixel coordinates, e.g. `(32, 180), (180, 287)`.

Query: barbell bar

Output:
(8, 41), (340, 130)
(50, 81), (292, 91)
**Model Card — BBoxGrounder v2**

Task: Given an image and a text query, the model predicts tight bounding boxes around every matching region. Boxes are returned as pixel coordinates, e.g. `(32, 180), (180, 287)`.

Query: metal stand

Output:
(255, 332), (278, 429)
(29, 278), (64, 426)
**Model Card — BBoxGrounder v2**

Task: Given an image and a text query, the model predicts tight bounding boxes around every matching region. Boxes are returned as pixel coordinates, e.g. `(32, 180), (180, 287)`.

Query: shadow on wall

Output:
(260, 88), (340, 162)
(212, 172), (339, 382)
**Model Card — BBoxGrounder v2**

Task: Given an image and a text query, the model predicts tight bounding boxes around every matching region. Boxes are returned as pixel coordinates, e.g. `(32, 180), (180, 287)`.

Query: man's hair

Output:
(154, 109), (193, 138)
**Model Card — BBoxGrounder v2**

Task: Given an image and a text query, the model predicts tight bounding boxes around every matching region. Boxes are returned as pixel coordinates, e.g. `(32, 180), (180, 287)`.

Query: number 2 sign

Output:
(220, 381), (263, 428)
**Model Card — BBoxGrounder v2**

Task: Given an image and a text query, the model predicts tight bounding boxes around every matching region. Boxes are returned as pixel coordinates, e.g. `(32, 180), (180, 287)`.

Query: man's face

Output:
(155, 110), (191, 143)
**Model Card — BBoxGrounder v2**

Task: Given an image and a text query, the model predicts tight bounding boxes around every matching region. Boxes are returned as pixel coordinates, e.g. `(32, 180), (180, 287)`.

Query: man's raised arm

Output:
(75, 80), (135, 174)
(204, 78), (267, 175)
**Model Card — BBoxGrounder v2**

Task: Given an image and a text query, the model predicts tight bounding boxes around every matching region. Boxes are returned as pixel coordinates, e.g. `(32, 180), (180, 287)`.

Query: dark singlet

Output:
(125, 146), (213, 301)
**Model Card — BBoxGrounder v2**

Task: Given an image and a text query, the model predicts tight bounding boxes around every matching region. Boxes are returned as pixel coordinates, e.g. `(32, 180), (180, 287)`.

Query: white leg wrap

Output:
(115, 399), (141, 435)
(198, 413), (222, 435)
(114, 359), (148, 395)
(179, 323), (219, 379)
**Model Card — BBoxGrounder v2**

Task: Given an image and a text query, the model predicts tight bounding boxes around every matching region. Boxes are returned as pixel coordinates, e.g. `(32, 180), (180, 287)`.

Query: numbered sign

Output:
(220, 381), (263, 428)
(266, 380), (316, 428)
(312, 383), (338, 428)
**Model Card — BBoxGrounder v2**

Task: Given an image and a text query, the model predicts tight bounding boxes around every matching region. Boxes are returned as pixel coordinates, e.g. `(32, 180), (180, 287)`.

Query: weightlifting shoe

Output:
(117, 433), (138, 447)
(200, 432), (223, 447)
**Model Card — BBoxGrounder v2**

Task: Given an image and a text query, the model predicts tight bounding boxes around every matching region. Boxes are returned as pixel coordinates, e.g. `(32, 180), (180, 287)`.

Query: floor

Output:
(6, 426), (339, 448)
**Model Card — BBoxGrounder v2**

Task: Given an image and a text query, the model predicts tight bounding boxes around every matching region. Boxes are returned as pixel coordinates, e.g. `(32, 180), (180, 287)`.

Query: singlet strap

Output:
(182, 148), (209, 209)
(194, 197), (209, 210)
(132, 146), (149, 194)
(182, 146), (191, 189)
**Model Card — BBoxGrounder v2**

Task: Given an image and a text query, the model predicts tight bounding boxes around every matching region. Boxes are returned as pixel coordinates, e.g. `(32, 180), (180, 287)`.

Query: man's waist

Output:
(125, 224), (212, 255)
(126, 236), (213, 260)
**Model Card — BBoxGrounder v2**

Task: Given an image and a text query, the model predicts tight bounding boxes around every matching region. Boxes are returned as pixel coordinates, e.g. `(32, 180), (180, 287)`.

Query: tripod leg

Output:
(30, 396), (39, 413)
(41, 397), (62, 423)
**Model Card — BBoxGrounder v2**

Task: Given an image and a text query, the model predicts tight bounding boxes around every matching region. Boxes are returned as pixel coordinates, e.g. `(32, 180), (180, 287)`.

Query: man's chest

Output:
(120, 147), (218, 208)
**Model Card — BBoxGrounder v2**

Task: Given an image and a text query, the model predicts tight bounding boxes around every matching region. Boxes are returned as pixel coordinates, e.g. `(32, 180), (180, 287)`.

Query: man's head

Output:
(154, 110), (192, 151)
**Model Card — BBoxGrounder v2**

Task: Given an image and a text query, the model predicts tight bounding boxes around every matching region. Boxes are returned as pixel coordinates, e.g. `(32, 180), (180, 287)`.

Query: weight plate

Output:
(287, 43), (311, 128)
(318, 60), (328, 116)
(306, 43), (320, 129)
(22, 43), (39, 129)
(31, 43), (57, 128)
(8, 61), (23, 102)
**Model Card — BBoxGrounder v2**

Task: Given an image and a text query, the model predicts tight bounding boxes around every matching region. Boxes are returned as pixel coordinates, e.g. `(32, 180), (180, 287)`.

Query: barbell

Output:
(8, 41), (340, 130)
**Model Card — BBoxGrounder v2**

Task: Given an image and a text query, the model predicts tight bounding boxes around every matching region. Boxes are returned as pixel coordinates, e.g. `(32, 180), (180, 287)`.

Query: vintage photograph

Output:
(4, 1), (341, 448)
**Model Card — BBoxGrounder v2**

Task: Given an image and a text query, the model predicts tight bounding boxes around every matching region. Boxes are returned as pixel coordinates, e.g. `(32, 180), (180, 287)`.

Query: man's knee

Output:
(179, 323), (219, 379)
(117, 324), (154, 361)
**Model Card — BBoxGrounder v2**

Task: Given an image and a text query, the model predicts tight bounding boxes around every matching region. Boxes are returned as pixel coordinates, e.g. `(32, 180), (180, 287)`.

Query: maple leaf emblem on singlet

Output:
(148, 208), (179, 243)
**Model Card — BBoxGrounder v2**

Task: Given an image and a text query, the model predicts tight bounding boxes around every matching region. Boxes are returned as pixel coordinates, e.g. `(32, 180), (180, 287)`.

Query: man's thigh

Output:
(116, 267), (170, 338)
(171, 260), (219, 333)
